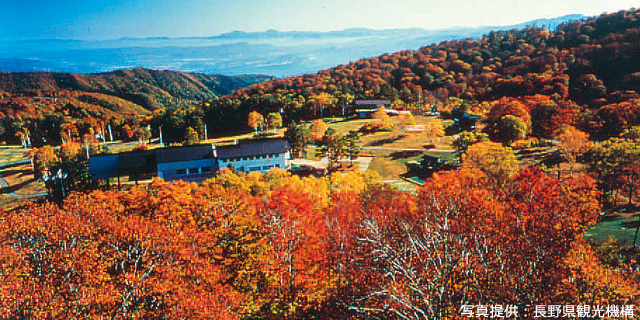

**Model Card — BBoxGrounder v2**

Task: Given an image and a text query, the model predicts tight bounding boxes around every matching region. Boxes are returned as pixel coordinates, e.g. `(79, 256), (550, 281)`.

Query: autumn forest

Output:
(2, 8), (640, 320)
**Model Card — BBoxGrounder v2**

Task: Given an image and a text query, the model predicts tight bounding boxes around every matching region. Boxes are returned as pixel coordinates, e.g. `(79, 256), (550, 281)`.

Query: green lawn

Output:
(584, 214), (640, 246)
(368, 157), (410, 180)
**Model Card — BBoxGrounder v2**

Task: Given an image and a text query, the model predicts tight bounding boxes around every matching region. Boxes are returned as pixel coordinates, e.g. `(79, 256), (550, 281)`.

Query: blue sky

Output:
(1, 0), (638, 40)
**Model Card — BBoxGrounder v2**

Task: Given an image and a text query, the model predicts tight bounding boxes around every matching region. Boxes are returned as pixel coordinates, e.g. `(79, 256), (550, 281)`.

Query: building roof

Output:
(155, 144), (215, 164)
(355, 100), (391, 105)
(355, 100), (391, 107)
(356, 108), (399, 114)
(118, 150), (157, 170)
(216, 139), (291, 159)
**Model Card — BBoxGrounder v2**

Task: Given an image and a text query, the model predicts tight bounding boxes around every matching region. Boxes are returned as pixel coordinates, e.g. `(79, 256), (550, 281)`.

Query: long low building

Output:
(90, 139), (291, 182)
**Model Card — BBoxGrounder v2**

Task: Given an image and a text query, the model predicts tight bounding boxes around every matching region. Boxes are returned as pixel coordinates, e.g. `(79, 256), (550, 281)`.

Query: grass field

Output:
(0, 146), (29, 166)
(584, 213), (640, 246)
(320, 115), (458, 180)
(1, 164), (46, 195)
(0, 160), (46, 210)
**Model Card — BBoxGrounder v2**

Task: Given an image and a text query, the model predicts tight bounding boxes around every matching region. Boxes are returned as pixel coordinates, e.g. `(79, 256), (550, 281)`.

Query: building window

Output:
(176, 169), (187, 175)
(250, 166), (262, 172)
(188, 168), (199, 175)
(202, 166), (212, 173)
(276, 164), (280, 168)
(262, 165), (273, 170)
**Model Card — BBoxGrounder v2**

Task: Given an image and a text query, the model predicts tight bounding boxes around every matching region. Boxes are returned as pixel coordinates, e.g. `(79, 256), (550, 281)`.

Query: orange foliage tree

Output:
(0, 167), (637, 319)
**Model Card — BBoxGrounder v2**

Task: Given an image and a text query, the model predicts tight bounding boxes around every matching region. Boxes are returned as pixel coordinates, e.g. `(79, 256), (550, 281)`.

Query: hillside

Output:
(0, 68), (271, 110)
(230, 9), (640, 139)
(0, 90), (150, 120)
(0, 69), (269, 145)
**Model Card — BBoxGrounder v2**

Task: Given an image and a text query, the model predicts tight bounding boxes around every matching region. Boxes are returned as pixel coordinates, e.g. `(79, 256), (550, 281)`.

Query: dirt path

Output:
(291, 156), (373, 172)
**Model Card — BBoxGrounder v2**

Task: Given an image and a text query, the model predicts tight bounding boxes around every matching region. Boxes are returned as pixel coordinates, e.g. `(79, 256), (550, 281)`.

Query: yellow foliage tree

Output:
(310, 119), (327, 140)
(248, 111), (264, 134)
(462, 141), (520, 193)
(25, 145), (59, 178)
(59, 141), (81, 161)
(372, 107), (392, 129)
(425, 122), (445, 144)
(556, 125), (591, 177)
(399, 113), (416, 126)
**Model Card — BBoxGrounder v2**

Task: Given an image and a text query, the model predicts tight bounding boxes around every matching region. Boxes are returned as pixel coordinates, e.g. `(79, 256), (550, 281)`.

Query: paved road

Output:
(362, 146), (457, 153)
(307, 145), (456, 153)
(291, 156), (373, 172)
(104, 138), (161, 149)
(291, 157), (328, 169)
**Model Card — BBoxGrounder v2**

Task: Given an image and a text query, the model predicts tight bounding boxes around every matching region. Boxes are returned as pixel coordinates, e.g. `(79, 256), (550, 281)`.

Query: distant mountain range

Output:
(0, 14), (587, 77)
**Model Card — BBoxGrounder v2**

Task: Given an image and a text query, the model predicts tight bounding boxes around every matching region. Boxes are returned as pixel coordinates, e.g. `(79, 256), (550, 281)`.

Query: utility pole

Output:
(108, 124), (113, 143)
(204, 124), (208, 141)
(59, 170), (66, 199)
(159, 126), (163, 146)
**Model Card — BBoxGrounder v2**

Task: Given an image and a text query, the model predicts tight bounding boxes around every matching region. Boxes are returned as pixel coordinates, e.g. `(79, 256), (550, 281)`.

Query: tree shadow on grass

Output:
(0, 177), (37, 195)
(621, 220), (640, 229)
(367, 136), (404, 147)
(0, 168), (33, 179)
(390, 150), (423, 160)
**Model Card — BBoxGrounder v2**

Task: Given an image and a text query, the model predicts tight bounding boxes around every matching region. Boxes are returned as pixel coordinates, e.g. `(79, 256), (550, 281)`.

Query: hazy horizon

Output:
(0, 15), (584, 42)
(1, 0), (638, 41)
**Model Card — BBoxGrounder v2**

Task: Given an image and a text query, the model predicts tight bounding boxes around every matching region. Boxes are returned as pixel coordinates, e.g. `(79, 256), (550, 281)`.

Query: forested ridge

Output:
(0, 69), (269, 144)
(228, 9), (640, 140)
(0, 68), (270, 110)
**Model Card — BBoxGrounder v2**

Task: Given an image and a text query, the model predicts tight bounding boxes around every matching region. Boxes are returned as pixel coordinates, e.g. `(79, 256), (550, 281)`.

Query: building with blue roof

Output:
(89, 139), (291, 182)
